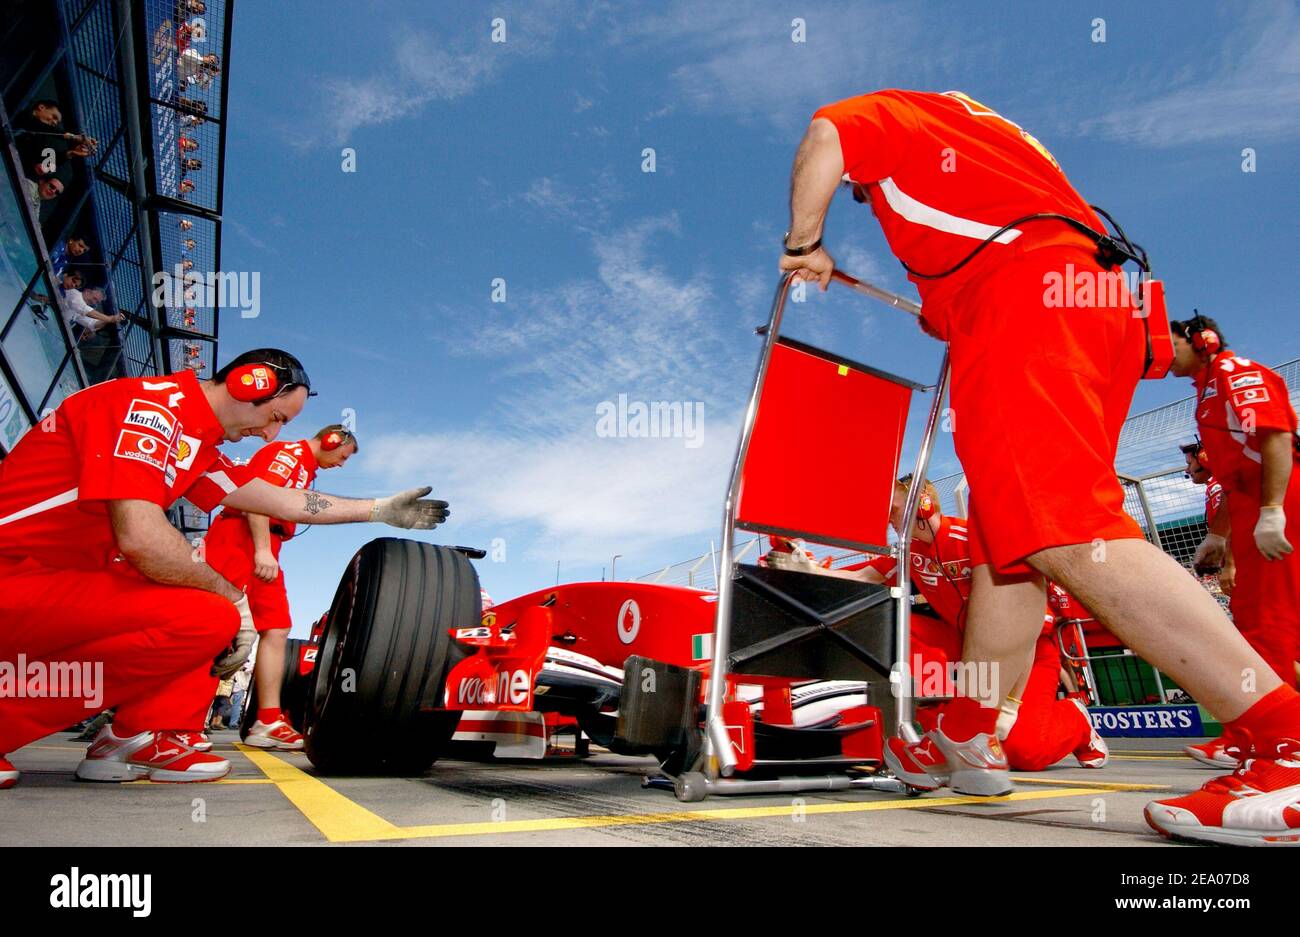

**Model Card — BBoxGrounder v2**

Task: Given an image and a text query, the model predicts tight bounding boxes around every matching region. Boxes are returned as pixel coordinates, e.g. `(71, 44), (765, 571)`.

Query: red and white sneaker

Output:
(244, 718), (304, 751)
(885, 714), (1013, 796)
(1145, 738), (1300, 846)
(174, 732), (212, 752)
(1070, 699), (1109, 768)
(75, 727), (231, 783)
(0, 755), (18, 789)
(1184, 735), (1244, 769)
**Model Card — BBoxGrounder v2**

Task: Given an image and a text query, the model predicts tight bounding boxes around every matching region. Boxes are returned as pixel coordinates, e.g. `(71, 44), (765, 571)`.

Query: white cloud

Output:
(513, 172), (620, 226)
(362, 426), (735, 564)
(445, 214), (747, 430)
(363, 216), (757, 561)
(1079, 2), (1300, 147)
(612, 1), (968, 129)
(315, 3), (572, 142)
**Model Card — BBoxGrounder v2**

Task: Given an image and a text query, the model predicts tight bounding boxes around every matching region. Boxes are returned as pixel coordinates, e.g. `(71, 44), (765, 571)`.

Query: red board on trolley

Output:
(735, 337), (920, 553)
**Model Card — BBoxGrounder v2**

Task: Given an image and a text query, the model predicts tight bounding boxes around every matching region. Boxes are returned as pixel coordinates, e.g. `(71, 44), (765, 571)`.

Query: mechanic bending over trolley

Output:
(779, 88), (1300, 845)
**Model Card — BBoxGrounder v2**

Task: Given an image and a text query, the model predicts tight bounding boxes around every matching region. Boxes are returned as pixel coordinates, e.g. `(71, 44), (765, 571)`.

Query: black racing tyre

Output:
(239, 637), (311, 741)
(302, 538), (476, 775)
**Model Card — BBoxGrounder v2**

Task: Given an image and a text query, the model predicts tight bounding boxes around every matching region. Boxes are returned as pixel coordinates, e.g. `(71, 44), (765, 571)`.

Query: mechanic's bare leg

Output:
(245, 627), (304, 750)
(1027, 539), (1279, 719)
(960, 565), (1047, 706)
(254, 627), (286, 712)
(886, 566), (1044, 795)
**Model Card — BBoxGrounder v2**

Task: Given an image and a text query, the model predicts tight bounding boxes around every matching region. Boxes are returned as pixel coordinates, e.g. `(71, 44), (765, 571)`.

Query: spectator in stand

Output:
(177, 97), (207, 125)
(179, 135), (199, 153)
(182, 238), (196, 253)
(62, 285), (123, 338)
(179, 179), (196, 196)
(181, 158), (202, 175)
(14, 100), (97, 172)
(50, 234), (90, 279)
(179, 218), (194, 231)
(177, 49), (221, 90)
(23, 172), (62, 214)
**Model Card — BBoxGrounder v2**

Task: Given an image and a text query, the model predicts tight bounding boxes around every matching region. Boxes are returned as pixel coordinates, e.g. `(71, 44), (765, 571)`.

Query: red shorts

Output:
(947, 245), (1147, 575)
(203, 515), (293, 634)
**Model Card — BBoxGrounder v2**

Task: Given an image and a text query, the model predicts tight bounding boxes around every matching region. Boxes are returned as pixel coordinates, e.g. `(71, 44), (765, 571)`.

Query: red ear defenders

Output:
(320, 430), (352, 451)
(1189, 309), (1221, 357)
(898, 475), (937, 523)
(916, 491), (937, 522)
(224, 362), (312, 404)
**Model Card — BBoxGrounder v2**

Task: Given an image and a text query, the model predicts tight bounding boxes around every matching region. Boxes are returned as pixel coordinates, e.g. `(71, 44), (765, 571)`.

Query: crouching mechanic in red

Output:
(0, 350), (449, 789)
(783, 89), (1300, 844)
(768, 476), (1106, 771)
(203, 425), (358, 750)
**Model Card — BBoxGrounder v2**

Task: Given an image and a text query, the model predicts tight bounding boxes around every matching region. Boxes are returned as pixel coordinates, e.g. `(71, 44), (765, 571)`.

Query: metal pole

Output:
(706, 272), (799, 779)
(893, 349), (951, 741)
(611, 554), (622, 581)
(830, 269), (923, 316)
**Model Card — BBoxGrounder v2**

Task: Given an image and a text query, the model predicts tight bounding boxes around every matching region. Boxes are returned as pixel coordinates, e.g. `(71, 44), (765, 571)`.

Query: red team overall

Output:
(1177, 318), (1299, 693)
(0, 351), (449, 789)
(781, 89), (1300, 844)
(769, 477), (1107, 771)
(203, 426), (357, 749)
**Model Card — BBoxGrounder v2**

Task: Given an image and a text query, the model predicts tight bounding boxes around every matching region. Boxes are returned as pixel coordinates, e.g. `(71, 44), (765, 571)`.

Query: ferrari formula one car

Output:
(269, 271), (955, 799)
(259, 537), (902, 792)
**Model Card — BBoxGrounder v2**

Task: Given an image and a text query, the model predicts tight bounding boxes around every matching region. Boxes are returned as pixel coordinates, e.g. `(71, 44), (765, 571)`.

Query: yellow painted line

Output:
(1010, 776), (1167, 792)
(236, 745), (403, 842)
(236, 747), (1128, 844)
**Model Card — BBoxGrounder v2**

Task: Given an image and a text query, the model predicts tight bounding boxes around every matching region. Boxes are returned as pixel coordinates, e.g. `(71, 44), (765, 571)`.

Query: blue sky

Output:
(214, 0), (1300, 632)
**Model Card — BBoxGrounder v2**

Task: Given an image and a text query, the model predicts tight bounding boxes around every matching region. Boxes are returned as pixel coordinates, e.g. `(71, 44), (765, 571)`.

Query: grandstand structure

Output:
(0, 0), (232, 537)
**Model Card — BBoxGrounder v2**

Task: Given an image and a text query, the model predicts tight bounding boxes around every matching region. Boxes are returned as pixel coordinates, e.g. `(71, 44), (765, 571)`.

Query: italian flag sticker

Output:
(692, 633), (712, 661)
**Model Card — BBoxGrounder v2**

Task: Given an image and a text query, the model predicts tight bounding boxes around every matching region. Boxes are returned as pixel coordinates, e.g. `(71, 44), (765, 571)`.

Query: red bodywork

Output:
(474, 581), (718, 671)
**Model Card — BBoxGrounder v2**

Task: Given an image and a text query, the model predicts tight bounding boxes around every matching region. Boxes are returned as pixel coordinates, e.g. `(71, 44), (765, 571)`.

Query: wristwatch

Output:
(783, 233), (822, 257)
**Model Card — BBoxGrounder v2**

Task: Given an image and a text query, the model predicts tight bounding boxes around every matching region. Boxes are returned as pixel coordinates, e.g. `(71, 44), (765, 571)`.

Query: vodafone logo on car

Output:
(617, 599), (641, 644)
(456, 669), (531, 706)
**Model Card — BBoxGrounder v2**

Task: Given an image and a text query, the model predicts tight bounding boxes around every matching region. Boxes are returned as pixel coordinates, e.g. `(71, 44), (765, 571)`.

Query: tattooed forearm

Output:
(303, 491), (333, 516)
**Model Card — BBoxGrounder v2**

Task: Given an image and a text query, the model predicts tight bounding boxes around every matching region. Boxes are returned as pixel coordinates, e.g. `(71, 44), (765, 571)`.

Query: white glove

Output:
(212, 594), (256, 678)
(765, 546), (818, 573)
(369, 486), (450, 529)
(1254, 505), (1293, 560)
(1193, 532), (1227, 572)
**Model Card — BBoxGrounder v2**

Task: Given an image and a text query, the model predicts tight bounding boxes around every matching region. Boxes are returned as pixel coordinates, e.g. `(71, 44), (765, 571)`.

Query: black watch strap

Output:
(783, 234), (822, 257)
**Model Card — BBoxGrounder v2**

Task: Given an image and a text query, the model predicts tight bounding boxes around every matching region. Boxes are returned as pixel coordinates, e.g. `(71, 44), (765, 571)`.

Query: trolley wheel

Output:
(904, 784), (927, 798)
(674, 771), (708, 803)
